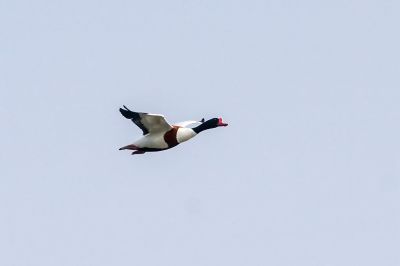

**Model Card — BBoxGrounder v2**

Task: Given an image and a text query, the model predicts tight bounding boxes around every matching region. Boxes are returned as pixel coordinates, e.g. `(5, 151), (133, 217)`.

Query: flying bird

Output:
(118, 105), (228, 155)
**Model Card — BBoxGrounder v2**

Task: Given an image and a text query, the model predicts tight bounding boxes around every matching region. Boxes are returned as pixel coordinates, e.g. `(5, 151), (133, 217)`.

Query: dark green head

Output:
(193, 117), (228, 134)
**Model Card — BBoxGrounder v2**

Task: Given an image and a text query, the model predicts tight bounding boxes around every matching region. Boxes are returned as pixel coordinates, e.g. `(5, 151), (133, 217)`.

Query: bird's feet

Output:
(132, 150), (146, 155)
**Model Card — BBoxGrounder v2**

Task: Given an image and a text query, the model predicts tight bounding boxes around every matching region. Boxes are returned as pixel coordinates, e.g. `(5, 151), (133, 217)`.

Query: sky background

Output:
(1, 0), (399, 265)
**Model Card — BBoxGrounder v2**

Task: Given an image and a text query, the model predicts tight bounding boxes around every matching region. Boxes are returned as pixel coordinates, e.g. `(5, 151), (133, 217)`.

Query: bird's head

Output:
(216, 117), (229, 127)
(193, 117), (228, 133)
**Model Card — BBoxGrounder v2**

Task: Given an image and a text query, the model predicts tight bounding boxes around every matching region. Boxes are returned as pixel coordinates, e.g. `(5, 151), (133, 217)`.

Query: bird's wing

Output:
(173, 120), (203, 128)
(119, 105), (173, 135)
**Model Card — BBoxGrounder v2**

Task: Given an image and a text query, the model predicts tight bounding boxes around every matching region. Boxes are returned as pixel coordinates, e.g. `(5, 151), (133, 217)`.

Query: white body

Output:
(176, 127), (197, 143)
(133, 132), (169, 149)
(133, 127), (197, 149)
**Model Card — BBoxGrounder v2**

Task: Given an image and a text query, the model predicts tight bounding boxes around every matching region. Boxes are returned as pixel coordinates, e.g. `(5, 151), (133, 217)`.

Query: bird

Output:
(118, 105), (228, 155)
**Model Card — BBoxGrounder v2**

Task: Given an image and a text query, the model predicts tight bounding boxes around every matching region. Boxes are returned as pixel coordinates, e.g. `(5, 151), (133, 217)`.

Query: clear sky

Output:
(1, 0), (399, 265)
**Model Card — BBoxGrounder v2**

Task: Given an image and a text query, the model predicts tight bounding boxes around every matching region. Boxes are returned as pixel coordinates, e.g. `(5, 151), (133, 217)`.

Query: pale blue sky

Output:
(1, 0), (399, 265)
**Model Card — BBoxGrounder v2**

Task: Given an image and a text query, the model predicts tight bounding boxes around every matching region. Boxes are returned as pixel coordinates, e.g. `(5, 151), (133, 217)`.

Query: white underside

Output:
(176, 128), (197, 143)
(133, 133), (169, 149)
(132, 128), (197, 149)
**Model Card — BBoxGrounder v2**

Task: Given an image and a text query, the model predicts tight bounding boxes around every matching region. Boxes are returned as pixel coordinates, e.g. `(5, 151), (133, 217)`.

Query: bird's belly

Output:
(134, 134), (169, 149)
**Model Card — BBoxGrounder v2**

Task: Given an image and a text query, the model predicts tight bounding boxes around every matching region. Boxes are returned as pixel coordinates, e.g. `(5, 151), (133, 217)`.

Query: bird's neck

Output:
(192, 120), (216, 134)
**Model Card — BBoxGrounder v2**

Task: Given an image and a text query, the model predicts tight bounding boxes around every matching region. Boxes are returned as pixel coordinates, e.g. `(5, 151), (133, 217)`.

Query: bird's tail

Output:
(119, 144), (139, 150)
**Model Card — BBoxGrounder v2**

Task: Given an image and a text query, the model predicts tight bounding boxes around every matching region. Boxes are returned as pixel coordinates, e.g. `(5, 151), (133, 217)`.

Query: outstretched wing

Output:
(173, 119), (204, 128)
(119, 105), (172, 135)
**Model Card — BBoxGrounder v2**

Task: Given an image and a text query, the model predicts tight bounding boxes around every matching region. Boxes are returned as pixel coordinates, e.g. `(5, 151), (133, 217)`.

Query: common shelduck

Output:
(119, 105), (228, 155)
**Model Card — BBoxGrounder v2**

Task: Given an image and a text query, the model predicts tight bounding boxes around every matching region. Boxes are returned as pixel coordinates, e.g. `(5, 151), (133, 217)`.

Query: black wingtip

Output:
(200, 118), (205, 123)
(120, 107), (133, 119)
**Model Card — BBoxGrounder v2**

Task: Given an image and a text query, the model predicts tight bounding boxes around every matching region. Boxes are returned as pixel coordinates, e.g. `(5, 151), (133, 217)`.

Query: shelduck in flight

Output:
(119, 105), (228, 155)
